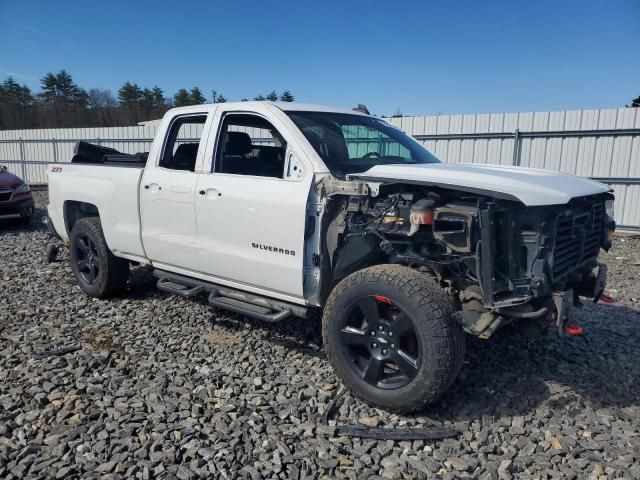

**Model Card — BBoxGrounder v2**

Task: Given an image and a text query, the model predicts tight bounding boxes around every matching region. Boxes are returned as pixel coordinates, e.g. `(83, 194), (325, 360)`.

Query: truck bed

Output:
(47, 160), (146, 259)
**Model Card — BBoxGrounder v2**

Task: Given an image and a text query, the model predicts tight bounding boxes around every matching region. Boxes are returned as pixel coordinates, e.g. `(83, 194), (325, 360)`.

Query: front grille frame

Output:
(552, 201), (605, 280)
(0, 188), (13, 203)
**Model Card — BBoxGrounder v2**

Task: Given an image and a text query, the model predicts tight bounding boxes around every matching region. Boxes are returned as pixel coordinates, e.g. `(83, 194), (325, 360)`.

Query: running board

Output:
(208, 292), (291, 323)
(157, 278), (204, 297)
(152, 269), (309, 320)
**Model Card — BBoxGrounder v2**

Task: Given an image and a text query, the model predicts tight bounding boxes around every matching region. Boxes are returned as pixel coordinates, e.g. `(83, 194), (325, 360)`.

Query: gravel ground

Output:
(1, 190), (640, 480)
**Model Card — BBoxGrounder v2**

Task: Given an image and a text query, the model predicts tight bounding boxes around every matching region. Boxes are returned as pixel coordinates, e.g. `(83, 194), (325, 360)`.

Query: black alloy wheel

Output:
(322, 264), (465, 412)
(69, 217), (129, 298)
(74, 233), (101, 284)
(340, 295), (420, 390)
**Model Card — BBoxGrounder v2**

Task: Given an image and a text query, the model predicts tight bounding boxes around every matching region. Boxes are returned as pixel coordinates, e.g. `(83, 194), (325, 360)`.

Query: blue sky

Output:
(1, 0), (638, 116)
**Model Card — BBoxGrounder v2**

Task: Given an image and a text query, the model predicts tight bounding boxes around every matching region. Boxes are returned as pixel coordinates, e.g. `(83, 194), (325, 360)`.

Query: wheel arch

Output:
(64, 200), (100, 236)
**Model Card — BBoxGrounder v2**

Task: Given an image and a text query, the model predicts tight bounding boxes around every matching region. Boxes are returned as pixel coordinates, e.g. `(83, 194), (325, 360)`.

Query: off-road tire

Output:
(69, 217), (129, 298)
(322, 264), (465, 412)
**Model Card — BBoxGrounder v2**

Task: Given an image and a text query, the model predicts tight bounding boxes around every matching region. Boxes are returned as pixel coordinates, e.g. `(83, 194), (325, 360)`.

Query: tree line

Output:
(0, 70), (295, 130)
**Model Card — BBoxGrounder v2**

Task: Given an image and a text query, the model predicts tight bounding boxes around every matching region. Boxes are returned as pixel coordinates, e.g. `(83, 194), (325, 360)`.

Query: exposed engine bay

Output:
(321, 182), (616, 338)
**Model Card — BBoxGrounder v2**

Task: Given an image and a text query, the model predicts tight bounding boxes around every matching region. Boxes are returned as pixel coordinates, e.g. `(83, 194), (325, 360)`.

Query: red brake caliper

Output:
(375, 294), (392, 304)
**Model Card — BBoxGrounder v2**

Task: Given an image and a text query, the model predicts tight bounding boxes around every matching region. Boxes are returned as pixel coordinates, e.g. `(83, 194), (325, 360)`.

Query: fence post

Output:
(19, 138), (26, 180)
(511, 128), (521, 166)
(52, 139), (58, 164)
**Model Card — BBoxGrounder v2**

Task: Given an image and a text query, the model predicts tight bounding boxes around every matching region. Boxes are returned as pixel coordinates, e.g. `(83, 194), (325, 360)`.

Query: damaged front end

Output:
(319, 177), (615, 338)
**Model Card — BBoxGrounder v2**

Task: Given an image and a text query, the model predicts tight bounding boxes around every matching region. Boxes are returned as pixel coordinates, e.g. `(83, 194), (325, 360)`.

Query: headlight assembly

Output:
(605, 199), (614, 220)
(14, 182), (30, 194)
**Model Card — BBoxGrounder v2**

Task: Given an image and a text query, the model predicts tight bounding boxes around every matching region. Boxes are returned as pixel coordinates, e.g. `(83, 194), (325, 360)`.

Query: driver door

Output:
(194, 110), (313, 299)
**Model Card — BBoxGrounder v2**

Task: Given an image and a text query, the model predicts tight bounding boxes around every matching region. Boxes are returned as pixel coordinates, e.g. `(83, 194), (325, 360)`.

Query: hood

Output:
(351, 163), (612, 206)
(0, 168), (24, 189)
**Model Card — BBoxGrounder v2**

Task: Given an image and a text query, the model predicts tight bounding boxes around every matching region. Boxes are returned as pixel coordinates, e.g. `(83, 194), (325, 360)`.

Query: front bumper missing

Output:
(592, 262), (608, 303)
(553, 262), (608, 335)
(553, 289), (574, 335)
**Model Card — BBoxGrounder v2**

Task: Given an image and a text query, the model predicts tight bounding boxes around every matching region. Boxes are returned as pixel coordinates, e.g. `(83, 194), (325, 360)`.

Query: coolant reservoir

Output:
(409, 199), (435, 236)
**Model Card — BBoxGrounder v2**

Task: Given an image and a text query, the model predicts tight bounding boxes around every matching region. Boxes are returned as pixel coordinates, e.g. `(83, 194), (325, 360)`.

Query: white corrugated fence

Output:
(1, 107), (638, 230)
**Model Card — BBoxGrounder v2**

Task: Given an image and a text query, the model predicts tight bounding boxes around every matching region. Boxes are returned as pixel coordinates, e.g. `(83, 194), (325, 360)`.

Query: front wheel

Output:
(322, 264), (465, 412)
(69, 217), (129, 298)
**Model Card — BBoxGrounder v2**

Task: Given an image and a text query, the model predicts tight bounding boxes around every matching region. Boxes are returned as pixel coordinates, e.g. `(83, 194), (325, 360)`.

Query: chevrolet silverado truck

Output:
(45, 102), (615, 412)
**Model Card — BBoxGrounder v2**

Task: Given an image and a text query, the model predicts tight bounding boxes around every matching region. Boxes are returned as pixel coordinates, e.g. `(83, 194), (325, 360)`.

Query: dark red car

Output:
(0, 165), (34, 225)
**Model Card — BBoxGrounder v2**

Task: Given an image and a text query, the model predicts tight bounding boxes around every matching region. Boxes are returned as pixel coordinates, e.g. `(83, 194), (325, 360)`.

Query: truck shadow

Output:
(122, 265), (640, 419)
(430, 302), (640, 421)
(204, 298), (640, 419)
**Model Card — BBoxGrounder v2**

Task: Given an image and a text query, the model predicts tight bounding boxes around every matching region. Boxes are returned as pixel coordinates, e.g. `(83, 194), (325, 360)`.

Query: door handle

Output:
(199, 188), (222, 198)
(144, 185), (149, 190)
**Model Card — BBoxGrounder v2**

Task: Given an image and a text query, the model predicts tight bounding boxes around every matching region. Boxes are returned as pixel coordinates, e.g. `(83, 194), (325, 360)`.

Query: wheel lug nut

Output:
(370, 331), (375, 336)
(388, 331), (393, 337)
(372, 343), (378, 348)
(390, 343), (395, 349)
(378, 326), (384, 331)
(382, 349), (387, 355)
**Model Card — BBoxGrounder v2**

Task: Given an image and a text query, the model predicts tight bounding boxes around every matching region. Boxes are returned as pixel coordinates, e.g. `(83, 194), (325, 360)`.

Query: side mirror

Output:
(0, 165), (7, 172)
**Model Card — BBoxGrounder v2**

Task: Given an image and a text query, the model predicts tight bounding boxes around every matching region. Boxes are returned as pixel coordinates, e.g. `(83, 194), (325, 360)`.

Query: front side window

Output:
(286, 112), (440, 177)
(214, 114), (286, 178)
(159, 115), (207, 171)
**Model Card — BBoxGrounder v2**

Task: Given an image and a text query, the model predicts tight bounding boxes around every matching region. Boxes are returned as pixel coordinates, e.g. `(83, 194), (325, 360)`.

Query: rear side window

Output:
(214, 114), (286, 178)
(159, 115), (207, 171)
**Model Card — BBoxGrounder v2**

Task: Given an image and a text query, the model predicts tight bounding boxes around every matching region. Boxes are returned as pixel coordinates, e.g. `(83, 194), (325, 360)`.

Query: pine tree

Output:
(174, 89), (191, 107)
(151, 86), (165, 108)
(39, 70), (86, 126)
(279, 90), (294, 102)
(254, 94), (266, 101)
(40, 72), (62, 125)
(216, 94), (227, 103)
(0, 77), (34, 129)
(117, 82), (143, 123)
(627, 95), (640, 108)
(190, 87), (206, 105)
(55, 70), (86, 105)
(118, 82), (142, 108)
(40, 73), (58, 103)
(266, 90), (278, 101)
(140, 88), (155, 117)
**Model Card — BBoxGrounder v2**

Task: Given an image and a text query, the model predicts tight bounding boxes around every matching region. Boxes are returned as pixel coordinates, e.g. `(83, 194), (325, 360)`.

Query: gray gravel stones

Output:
(1, 190), (640, 479)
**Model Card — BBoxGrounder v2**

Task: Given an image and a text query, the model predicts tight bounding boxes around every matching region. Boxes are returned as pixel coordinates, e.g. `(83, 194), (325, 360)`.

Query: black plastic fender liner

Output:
(318, 390), (460, 441)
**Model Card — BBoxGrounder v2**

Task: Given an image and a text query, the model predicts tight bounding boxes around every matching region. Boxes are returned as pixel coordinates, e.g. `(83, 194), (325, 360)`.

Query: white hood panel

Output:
(352, 163), (611, 206)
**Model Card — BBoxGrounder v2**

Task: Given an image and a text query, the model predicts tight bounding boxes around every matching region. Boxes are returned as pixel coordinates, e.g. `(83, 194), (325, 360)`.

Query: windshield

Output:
(286, 111), (440, 176)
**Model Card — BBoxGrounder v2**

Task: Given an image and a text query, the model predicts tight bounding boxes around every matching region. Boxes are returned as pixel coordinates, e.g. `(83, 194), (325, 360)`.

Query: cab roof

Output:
(165, 101), (366, 116)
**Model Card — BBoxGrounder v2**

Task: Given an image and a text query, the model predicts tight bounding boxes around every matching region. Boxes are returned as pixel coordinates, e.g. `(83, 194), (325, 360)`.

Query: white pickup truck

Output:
(46, 102), (615, 412)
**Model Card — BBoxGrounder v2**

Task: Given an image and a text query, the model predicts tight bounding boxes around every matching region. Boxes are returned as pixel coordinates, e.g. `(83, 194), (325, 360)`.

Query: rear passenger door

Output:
(194, 110), (313, 300)
(140, 113), (209, 271)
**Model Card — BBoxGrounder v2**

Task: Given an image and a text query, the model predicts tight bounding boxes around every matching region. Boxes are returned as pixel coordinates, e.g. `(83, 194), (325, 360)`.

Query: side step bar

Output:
(152, 269), (309, 322)
(157, 278), (203, 297)
(208, 293), (291, 323)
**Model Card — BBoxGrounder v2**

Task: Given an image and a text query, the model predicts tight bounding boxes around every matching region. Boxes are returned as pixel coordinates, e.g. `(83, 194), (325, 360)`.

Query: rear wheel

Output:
(69, 217), (129, 298)
(322, 264), (465, 412)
